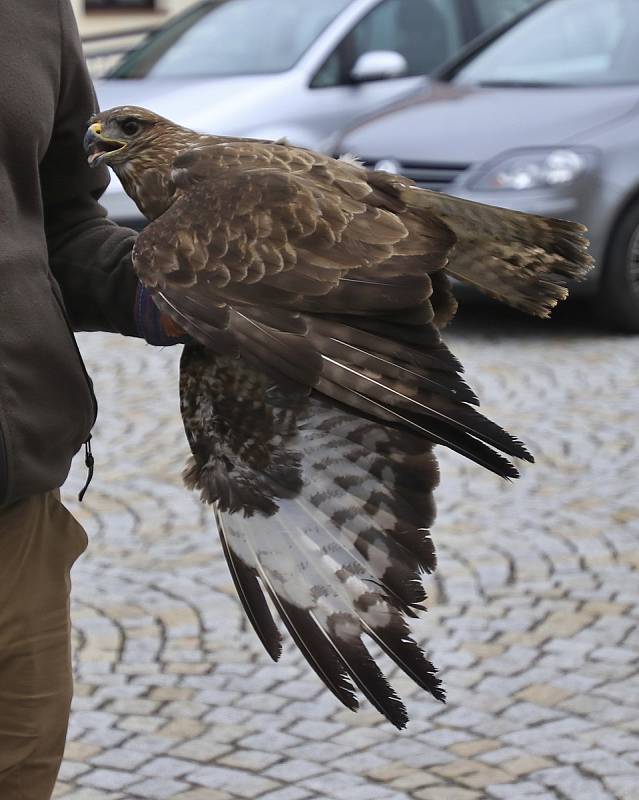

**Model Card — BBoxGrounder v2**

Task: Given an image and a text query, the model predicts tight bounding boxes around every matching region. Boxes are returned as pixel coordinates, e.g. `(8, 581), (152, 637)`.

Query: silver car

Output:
(95, 0), (535, 224)
(333, 0), (639, 331)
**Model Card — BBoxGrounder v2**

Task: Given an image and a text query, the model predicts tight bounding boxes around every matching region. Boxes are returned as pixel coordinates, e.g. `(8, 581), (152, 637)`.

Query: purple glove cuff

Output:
(134, 284), (187, 346)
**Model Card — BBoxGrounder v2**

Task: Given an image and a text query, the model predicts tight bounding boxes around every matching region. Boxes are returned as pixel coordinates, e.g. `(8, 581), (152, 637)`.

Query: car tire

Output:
(599, 203), (639, 333)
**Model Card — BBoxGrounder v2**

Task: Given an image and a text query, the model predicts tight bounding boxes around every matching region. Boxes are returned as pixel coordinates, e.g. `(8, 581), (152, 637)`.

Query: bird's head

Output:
(84, 106), (202, 219)
(84, 106), (163, 168)
(84, 106), (200, 174)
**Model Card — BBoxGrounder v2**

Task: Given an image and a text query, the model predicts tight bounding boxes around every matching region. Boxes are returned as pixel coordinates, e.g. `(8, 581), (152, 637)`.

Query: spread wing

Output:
(181, 347), (443, 728)
(132, 139), (590, 725)
(133, 141), (535, 477)
(133, 141), (458, 327)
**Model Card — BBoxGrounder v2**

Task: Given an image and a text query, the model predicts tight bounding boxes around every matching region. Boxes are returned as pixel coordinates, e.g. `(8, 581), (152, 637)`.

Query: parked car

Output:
(332, 0), (639, 331)
(95, 0), (536, 225)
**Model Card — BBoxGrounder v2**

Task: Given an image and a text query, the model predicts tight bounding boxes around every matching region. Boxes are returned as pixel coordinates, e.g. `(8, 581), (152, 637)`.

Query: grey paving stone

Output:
(76, 769), (140, 791)
(219, 749), (282, 772)
(125, 734), (179, 754)
(185, 764), (242, 789)
(301, 771), (366, 794)
(538, 766), (615, 800)
(265, 759), (328, 781)
(128, 777), (190, 798)
(260, 788), (313, 800)
(603, 776), (639, 800)
(90, 749), (149, 771)
(62, 791), (127, 800)
(138, 756), (195, 778)
(287, 720), (346, 740)
(488, 785), (557, 799)
(81, 729), (132, 749)
(58, 762), (92, 782)
(240, 731), (304, 753)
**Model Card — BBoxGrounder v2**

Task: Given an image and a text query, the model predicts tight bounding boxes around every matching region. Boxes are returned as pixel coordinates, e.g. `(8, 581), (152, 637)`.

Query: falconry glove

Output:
(134, 283), (188, 346)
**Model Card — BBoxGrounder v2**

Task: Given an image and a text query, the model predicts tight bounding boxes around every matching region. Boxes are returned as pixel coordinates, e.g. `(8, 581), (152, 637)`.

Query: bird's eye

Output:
(121, 119), (141, 136)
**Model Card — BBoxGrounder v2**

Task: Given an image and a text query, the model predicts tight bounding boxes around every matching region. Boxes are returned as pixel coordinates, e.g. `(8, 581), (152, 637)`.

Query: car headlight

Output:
(466, 147), (598, 191)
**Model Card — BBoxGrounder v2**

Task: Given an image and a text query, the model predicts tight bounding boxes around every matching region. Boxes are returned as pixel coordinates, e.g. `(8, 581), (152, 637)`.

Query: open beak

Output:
(83, 123), (126, 168)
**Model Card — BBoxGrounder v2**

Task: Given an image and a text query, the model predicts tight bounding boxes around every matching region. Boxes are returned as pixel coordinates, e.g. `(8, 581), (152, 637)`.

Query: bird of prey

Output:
(84, 107), (592, 728)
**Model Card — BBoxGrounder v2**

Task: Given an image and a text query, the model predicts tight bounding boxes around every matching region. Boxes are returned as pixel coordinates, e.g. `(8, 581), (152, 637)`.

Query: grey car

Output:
(95, 0), (535, 225)
(333, 0), (639, 331)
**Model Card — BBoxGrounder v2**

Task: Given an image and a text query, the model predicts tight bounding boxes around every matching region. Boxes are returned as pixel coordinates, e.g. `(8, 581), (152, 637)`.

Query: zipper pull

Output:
(78, 434), (94, 502)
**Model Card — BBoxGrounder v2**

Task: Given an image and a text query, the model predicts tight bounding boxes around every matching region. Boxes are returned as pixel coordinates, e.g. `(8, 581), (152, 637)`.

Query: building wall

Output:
(71, 0), (198, 37)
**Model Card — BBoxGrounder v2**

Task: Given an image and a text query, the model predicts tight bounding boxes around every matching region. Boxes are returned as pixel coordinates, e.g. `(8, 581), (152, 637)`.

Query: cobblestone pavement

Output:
(55, 302), (639, 800)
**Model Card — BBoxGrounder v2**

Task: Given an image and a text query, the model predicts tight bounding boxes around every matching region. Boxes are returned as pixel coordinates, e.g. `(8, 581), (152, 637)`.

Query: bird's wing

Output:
(133, 141), (457, 323)
(134, 142), (532, 479)
(181, 345), (443, 729)
(132, 139), (589, 724)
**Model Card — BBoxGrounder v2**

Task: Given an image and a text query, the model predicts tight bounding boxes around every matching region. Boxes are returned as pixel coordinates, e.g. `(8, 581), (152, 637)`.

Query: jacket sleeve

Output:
(41, 0), (140, 336)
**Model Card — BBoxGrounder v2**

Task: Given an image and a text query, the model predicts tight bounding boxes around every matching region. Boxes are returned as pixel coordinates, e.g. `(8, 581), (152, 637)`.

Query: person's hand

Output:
(134, 284), (188, 345)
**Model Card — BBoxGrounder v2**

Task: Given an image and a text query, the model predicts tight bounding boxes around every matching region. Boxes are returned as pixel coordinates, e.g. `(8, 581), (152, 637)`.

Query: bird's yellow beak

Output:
(83, 122), (126, 168)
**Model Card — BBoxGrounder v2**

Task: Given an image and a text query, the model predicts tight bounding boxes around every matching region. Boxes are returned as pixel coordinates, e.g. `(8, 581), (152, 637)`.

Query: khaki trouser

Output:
(0, 492), (87, 800)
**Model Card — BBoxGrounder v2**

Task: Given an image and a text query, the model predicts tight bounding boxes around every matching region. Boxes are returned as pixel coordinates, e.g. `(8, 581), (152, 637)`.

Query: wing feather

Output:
(217, 527), (282, 661)
(181, 348), (443, 726)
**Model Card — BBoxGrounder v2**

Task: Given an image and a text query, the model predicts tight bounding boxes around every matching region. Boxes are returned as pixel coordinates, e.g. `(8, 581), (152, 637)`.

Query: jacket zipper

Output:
(78, 434), (94, 502)
(51, 291), (99, 499)
(0, 418), (8, 506)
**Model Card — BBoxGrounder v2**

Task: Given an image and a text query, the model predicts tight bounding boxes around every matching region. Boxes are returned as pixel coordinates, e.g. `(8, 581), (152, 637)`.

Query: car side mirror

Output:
(349, 50), (408, 83)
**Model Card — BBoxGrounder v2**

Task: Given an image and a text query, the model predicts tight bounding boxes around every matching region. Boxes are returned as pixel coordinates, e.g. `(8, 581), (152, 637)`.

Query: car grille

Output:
(361, 160), (471, 192)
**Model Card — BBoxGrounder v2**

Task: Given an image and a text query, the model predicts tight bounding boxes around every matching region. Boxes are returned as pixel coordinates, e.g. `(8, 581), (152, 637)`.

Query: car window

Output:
(472, 0), (537, 30)
(313, 0), (464, 88)
(457, 0), (639, 86)
(111, 0), (351, 78)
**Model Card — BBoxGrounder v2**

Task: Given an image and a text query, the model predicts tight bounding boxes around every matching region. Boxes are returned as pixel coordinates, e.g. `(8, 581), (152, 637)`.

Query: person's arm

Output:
(41, 0), (181, 344)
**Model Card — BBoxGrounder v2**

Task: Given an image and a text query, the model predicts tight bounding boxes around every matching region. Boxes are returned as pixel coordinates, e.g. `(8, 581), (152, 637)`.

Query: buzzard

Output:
(84, 107), (592, 728)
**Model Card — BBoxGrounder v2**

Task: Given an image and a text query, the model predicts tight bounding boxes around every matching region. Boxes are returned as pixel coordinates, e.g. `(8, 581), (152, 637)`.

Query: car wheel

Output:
(599, 203), (639, 333)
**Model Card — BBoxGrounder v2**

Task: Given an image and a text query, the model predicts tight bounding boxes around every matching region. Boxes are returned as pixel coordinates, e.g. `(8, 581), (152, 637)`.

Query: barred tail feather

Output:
(425, 193), (594, 316)
(368, 172), (594, 316)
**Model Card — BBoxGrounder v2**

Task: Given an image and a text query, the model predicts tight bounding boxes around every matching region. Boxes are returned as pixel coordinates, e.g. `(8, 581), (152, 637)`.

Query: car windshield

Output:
(455, 0), (639, 87)
(110, 0), (351, 79)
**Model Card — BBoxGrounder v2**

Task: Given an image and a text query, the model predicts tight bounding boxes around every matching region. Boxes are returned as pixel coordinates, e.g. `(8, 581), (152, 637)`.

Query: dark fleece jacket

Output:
(0, 0), (140, 506)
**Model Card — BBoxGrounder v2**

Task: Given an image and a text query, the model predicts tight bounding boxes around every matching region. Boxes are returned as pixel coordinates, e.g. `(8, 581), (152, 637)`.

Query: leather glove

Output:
(134, 284), (188, 345)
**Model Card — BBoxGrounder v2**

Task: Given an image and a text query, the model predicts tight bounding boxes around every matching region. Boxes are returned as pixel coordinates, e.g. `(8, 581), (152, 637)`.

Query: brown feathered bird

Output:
(84, 107), (593, 728)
